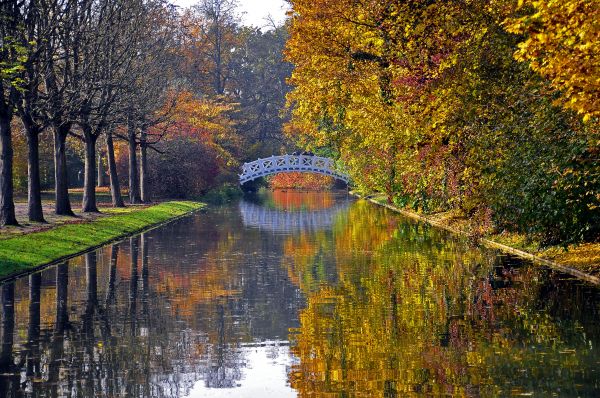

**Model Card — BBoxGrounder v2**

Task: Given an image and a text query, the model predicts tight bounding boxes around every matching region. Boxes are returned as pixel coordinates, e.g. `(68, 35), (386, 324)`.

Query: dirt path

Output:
(1, 190), (148, 240)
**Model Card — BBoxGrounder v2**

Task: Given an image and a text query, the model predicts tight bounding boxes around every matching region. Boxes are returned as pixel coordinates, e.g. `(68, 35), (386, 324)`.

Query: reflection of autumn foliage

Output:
(154, 265), (241, 320)
(153, 233), (242, 321)
(270, 172), (334, 190)
(288, 200), (597, 397)
(283, 231), (333, 292)
(271, 189), (336, 211)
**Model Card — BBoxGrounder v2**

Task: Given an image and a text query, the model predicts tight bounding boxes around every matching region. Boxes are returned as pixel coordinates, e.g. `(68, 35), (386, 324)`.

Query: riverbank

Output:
(0, 201), (205, 280)
(358, 193), (600, 285)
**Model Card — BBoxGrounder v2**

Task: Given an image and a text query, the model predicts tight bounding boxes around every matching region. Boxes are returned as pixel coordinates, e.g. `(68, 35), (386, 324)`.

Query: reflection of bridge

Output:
(239, 200), (351, 233)
(239, 155), (350, 185)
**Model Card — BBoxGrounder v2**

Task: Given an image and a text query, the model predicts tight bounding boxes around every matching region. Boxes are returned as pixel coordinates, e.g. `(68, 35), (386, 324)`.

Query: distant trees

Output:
(232, 26), (294, 155)
(180, 0), (241, 96)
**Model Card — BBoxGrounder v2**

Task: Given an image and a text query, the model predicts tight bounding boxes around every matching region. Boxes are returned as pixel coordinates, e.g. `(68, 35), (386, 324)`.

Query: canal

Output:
(1, 190), (599, 397)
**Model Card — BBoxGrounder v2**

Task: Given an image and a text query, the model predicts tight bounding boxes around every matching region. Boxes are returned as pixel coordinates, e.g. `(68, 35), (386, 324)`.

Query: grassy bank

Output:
(0, 201), (205, 279)
(360, 193), (600, 284)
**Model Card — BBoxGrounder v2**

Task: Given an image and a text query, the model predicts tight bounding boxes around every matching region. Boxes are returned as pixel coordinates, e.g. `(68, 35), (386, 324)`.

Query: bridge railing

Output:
(239, 154), (350, 184)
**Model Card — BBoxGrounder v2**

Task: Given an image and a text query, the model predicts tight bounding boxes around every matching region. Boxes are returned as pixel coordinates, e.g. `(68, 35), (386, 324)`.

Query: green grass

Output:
(0, 201), (205, 278)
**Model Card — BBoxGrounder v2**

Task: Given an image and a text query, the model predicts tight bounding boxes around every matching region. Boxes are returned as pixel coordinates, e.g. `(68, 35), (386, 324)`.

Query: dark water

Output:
(1, 190), (599, 397)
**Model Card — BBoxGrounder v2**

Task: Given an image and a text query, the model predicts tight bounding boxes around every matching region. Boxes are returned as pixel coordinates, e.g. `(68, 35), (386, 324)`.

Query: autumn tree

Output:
(0, 0), (24, 225)
(180, 0), (242, 96)
(505, 0), (600, 121)
(285, 0), (599, 244)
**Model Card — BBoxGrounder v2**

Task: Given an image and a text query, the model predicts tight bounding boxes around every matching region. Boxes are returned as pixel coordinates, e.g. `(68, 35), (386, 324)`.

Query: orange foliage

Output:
(269, 172), (334, 190)
(271, 189), (336, 211)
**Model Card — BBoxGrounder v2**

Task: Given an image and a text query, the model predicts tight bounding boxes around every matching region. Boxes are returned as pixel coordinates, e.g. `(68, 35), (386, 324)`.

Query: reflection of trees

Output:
(288, 200), (600, 397)
(3, 240), (197, 398)
(6, 215), (302, 397)
(2, 194), (600, 397)
(203, 302), (243, 388)
(0, 283), (17, 397)
(26, 273), (42, 385)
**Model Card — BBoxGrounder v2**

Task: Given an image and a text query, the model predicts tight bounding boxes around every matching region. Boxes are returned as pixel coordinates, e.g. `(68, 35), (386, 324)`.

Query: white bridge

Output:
(239, 155), (350, 185)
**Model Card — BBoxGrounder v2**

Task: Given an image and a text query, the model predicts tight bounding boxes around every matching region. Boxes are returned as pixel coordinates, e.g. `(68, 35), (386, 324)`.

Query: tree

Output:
(0, 0), (24, 226)
(180, 0), (241, 96)
(231, 25), (294, 156)
(285, 0), (599, 244)
(505, 0), (600, 121)
(121, 1), (178, 205)
(12, 0), (60, 223)
(73, 0), (155, 212)
(42, 0), (87, 216)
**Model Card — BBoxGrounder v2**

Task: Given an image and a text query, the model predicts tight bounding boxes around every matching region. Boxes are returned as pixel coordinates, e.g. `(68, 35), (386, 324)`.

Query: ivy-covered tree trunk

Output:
(97, 145), (105, 188)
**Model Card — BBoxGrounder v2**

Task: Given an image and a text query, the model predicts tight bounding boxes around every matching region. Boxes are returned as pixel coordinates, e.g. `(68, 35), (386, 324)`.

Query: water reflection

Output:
(0, 191), (599, 397)
(239, 200), (351, 233)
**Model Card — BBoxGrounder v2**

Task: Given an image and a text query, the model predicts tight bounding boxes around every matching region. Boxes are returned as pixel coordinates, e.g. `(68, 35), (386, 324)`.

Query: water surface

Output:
(1, 190), (599, 397)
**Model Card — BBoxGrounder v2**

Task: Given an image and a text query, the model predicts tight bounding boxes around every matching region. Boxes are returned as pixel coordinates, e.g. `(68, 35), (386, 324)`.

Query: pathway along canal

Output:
(1, 190), (599, 397)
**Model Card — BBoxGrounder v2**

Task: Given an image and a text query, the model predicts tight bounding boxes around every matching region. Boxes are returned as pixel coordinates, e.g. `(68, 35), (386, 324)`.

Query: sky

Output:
(172, 0), (290, 28)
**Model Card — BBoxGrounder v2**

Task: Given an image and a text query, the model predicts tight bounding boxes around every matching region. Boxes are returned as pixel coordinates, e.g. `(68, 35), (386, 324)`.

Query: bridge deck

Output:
(239, 155), (349, 184)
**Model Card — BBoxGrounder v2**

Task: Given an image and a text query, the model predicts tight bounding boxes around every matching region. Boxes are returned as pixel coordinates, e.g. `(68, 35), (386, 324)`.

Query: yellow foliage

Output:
(505, 0), (600, 120)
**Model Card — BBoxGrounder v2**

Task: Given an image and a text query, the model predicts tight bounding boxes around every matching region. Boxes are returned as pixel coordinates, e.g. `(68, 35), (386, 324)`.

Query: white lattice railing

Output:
(239, 155), (350, 184)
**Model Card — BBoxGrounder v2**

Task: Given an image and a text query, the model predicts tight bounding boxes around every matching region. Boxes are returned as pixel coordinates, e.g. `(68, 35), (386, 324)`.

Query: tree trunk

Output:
(0, 117), (18, 226)
(25, 126), (45, 222)
(140, 130), (149, 203)
(82, 130), (99, 213)
(128, 126), (141, 205)
(97, 143), (105, 188)
(53, 125), (74, 216)
(106, 131), (124, 207)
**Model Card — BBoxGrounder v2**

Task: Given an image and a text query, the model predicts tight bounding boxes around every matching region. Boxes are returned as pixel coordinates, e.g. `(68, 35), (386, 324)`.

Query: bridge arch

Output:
(239, 155), (350, 185)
